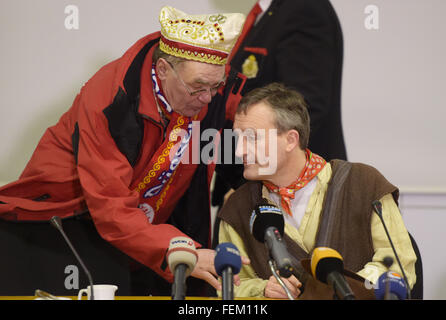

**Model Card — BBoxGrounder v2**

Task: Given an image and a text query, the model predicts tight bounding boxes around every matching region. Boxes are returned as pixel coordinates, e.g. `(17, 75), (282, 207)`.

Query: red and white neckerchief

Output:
(263, 149), (326, 216)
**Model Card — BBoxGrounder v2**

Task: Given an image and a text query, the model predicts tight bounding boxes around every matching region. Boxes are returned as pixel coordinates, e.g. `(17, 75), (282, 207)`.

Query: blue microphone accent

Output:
(374, 271), (408, 300)
(214, 243), (242, 276)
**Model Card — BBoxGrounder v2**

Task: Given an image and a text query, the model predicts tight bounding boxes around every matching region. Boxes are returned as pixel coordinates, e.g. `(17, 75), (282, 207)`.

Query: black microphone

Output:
(250, 203), (295, 278)
(214, 243), (242, 300)
(50, 216), (95, 300)
(382, 256), (394, 300)
(382, 256), (394, 269)
(371, 200), (411, 299)
(311, 247), (356, 300)
(166, 237), (198, 300)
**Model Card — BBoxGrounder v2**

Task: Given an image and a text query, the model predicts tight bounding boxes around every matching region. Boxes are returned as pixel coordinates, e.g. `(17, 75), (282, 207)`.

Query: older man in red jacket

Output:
(0, 6), (248, 296)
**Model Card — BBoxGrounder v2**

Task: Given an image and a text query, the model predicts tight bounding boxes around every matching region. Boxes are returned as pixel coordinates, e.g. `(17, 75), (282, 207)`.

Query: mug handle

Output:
(78, 288), (89, 300)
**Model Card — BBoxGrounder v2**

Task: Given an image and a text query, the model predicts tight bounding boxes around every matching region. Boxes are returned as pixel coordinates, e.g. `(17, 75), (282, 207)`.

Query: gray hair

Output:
(152, 46), (188, 67)
(237, 82), (310, 149)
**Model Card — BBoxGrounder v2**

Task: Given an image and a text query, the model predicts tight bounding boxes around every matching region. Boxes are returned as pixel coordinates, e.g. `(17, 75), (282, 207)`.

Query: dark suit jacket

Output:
(231, 0), (346, 160)
(212, 0), (347, 209)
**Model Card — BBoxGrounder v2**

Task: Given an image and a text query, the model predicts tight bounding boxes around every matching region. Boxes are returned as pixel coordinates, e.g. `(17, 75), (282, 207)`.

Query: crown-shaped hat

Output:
(159, 6), (245, 65)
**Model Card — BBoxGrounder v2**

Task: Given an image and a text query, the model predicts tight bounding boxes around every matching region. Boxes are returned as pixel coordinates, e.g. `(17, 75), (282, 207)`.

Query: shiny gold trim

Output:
(159, 39), (227, 65)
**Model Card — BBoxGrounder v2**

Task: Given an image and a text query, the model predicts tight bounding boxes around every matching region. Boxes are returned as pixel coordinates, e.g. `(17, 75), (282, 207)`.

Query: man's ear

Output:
(286, 130), (300, 152)
(156, 58), (169, 81)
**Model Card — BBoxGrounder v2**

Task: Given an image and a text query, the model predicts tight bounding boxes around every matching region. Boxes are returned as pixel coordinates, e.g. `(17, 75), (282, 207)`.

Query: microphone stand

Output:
(372, 201), (411, 299)
(50, 216), (95, 300)
(383, 256), (393, 300)
(172, 264), (188, 300)
(222, 267), (234, 300)
(268, 260), (295, 300)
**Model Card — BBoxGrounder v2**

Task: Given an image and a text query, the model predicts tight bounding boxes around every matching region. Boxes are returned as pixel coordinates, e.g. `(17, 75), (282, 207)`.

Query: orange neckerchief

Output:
(263, 149), (326, 216)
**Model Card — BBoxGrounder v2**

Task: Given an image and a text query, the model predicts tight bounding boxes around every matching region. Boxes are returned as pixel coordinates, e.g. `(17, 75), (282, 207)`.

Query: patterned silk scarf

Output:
(133, 66), (198, 223)
(263, 149), (326, 216)
(151, 64), (173, 125)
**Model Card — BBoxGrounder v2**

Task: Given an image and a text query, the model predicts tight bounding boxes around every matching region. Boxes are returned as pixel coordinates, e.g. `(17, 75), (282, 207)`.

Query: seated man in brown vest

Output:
(217, 83), (417, 299)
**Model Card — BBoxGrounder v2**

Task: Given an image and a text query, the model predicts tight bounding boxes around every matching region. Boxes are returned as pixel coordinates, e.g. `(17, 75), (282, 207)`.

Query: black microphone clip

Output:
(371, 200), (383, 218)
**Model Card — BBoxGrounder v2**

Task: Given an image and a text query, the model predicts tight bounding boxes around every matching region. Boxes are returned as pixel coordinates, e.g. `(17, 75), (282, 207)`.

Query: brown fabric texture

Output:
(218, 160), (398, 298)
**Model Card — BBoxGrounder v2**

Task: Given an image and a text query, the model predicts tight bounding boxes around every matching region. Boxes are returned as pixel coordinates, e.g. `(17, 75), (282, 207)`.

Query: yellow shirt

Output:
(218, 163), (417, 297)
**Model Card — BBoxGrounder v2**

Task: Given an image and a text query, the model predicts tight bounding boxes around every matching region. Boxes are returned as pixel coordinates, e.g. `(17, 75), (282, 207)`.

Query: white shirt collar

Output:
(255, 0), (273, 25)
(258, 0), (273, 12)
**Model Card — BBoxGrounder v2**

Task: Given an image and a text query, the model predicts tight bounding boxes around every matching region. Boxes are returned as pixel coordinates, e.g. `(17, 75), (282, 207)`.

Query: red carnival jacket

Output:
(0, 32), (246, 282)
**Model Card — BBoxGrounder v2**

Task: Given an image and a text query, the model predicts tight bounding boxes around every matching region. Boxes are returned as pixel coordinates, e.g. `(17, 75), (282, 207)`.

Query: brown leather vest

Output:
(218, 160), (399, 281)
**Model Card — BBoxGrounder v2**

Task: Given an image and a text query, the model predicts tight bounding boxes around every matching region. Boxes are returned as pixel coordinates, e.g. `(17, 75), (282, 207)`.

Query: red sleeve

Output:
(75, 90), (197, 283)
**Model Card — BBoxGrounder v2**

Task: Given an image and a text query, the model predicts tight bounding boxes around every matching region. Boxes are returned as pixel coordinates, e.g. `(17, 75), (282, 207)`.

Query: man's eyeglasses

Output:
(165, 60), (226, 97)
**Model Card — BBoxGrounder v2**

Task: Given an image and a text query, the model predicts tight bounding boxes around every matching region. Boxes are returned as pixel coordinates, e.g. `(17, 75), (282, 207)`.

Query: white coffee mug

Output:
(77, 284), (118, 300)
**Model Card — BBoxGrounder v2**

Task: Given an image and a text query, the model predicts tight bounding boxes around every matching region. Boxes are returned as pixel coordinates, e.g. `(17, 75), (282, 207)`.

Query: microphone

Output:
(166, 237), (198, 300)
(374, 272), (407, 300)
(249, 203), (294, 278)
(214, 242), (242, 300)
(310, 247), (356, 300)
(50, 216), (95, 300)
(382, 256), (394, 269)
(268, 260), (295, 300)
(381, 256), (394, 299)
(372, 200), (411, 299)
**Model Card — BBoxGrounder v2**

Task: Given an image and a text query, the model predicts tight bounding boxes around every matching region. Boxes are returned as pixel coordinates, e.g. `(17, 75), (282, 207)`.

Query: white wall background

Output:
(0, 0), (445, 299)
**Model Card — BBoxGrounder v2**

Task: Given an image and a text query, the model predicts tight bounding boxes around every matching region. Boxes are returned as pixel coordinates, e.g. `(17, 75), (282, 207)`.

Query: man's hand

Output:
(190, 248), (250, 291)
(264, 274), (302, 299)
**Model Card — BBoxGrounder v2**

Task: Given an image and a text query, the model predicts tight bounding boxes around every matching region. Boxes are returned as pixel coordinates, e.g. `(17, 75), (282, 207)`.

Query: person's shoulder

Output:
(278, 0), (337, 22)
(330, 158), (376, 170)
(278, 0), (331, 12)
(225, 181), (259, 203)
(350, 161), (382, 175)
(80, 32), (161, 110)
(333, 160), (390, 184)
(76, 60), (122, 114)
(218, 181), (261, 219)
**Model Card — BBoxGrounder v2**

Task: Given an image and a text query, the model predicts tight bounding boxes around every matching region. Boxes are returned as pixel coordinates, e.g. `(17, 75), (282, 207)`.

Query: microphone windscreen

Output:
(249, 202), (284, 243)
(214, 243), (242, 276)
(374, 271), (407, 300)
(311, 247), (344, 283)
(166, 237), (198, 276)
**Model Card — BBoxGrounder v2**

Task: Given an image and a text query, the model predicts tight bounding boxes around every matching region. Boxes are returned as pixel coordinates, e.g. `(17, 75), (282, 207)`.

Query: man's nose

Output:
(197, 90), (213, 104)
(235, 135), (245, 159)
